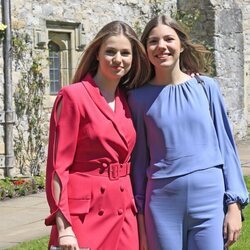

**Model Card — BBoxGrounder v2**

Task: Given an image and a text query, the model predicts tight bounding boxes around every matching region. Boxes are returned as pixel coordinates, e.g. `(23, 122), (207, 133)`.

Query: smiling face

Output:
(146, 24), (184, 71)
(96, 34), (133, 82)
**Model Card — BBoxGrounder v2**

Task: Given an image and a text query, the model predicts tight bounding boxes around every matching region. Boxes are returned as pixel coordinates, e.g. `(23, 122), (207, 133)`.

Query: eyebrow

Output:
(148, 34), (175, 38)
(105, 46), (132, 51)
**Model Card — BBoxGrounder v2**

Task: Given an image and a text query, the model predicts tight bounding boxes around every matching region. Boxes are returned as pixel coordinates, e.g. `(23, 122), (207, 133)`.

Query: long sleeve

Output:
(45, 88), (80, 226)
(204, 77), (249, 208)
(128, 91), (149, 214)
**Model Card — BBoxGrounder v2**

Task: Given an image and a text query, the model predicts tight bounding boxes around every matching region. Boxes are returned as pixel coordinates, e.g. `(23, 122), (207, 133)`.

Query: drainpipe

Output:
(2, 0), (14, 177)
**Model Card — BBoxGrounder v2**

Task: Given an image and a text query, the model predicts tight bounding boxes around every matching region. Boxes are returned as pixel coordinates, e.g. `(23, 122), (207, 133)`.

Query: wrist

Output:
(58, 234), (76, 239)
(227, 202), (241, 212)
(58, 227), (74, 237)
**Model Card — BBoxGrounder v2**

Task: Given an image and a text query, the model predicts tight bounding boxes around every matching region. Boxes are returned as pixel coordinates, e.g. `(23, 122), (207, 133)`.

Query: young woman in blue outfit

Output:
(128, 15), (249, 250)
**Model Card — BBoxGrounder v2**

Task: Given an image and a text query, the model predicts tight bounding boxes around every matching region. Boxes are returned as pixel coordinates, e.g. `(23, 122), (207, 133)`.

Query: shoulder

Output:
(57, 82), (85, 106)
(61, 82), (84, 95)
(128, 84), (162, 114)
(128, 84), (152, 103)
(60, 82), (85, 97)
(197, 75), (221, 94)
(198, 75), (216, 85)
(198, 75), (219, 88)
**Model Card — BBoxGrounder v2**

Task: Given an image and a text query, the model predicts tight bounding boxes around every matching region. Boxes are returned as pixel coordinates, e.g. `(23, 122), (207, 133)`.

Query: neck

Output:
(93, 73), (120, 105)
(152, 66), (190, 86)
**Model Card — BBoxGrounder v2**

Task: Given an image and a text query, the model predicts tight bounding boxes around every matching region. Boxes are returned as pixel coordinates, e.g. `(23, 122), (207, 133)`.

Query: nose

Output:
(157, 39), (166, 49)
(113, 52), (122, 63)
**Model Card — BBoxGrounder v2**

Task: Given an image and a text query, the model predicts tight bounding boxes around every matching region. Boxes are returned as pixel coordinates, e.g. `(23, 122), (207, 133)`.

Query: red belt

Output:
(72, 162), (131, 181)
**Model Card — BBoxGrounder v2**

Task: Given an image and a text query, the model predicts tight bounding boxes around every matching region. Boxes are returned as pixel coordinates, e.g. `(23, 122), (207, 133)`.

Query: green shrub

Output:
(0, 173), (45, 200)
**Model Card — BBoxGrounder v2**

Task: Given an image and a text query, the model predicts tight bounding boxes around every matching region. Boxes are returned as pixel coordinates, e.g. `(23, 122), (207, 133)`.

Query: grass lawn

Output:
(6, 235), (49, 250)
(6, 176), (250, 250)
(231, 175), (250, 250)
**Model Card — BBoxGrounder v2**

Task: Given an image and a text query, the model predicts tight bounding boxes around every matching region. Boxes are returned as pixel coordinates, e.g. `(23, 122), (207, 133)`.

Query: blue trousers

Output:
(145, 167), (225, 250)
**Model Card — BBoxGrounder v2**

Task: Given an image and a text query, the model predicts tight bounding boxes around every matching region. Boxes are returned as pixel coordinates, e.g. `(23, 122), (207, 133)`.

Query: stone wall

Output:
(236, 0), (250, 129)
(0, 0), (249, 177)
(0, 0), (177, 177)
(178, 0), (249, 139)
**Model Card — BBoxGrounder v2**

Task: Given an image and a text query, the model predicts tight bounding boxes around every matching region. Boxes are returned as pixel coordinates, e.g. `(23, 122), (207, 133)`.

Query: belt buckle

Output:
(125, 162), (131, 175)
(109, 163), (119, 180)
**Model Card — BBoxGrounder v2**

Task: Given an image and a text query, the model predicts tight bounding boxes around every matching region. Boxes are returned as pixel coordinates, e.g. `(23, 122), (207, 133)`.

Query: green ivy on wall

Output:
(0, 23), (7, 42)
(12, 31), (48, 176)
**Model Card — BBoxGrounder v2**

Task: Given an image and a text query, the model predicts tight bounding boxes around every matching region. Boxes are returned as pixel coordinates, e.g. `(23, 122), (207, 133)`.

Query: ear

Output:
(96, 53), (99, 61)
(180, 47), (184, 53)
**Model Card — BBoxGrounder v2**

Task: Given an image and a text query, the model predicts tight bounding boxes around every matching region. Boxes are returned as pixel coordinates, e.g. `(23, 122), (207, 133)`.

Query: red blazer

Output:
(45, 74), (136, 227)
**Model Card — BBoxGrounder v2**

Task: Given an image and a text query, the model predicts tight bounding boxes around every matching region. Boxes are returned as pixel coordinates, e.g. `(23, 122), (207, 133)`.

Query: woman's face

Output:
(146, 24), (183, 71)
(97, 34), (133, 81)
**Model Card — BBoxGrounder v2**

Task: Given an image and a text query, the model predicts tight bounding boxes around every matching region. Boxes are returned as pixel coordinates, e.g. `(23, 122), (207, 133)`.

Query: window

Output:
(45, 21), (85, 95)
(48, 41), (61, 94)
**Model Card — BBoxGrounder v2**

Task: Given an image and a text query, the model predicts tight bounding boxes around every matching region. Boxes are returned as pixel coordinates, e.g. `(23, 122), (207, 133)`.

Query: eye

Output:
(105, 49), (116, 55)
(147, 38), (158, 45)
(164, 37), (175, 42)
(121, 50), (131, 56)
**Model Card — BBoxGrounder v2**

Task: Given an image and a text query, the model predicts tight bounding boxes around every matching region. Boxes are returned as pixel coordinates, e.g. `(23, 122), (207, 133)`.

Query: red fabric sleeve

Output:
(45, 88), (80, 226)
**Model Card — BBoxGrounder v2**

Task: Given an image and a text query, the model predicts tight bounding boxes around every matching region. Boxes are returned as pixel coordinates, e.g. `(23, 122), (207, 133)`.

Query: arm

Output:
(128, 91), (150, 214)
(137, 214), (148, 250)
(128, 91), (150, 249)
(45, 89), (80, 249)
(53, 173), (79, 249)
(206, 78), (248, 208)
(206, 78), (249, 246)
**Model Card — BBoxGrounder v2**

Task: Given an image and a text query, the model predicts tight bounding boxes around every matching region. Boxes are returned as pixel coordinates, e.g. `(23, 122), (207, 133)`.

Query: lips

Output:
(111, 65), (124, 70)
(156, 53), (171, 59)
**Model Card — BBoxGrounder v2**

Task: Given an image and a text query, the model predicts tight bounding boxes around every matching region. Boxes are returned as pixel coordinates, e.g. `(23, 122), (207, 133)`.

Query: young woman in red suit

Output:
(45, 21), (150, 250)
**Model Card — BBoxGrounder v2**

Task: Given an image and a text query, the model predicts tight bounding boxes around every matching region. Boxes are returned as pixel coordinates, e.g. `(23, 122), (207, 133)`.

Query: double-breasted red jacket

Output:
(45, 74), (138, 249)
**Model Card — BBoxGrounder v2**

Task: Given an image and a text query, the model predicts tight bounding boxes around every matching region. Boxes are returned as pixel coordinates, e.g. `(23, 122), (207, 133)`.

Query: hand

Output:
(223, 203), (242, 248)
(56, 210), (80, 250)
(138, 214), (148, 250)
(58, 234), (80, 250)
(139, 230), (148, 250)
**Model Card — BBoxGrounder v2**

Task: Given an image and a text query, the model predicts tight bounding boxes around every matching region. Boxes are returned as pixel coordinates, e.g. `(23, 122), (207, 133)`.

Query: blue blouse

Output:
(128, 76), (249, 214)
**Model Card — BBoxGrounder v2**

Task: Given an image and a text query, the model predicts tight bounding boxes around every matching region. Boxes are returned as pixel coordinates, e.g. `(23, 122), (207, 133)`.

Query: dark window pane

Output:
(49, 41), (61, 94)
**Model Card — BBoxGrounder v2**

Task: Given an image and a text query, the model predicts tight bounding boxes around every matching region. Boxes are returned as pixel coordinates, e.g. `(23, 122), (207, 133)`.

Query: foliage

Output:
(149, 0), (164, 17)
(12, 31), (48, 176)
(171, 9), (200, 33)
(0, 177), (15, 198)
(0, 23), (7, 31)
(0, 23), (7, 41)
(133, 0), (165, 37)
(244, 176), (250, 190)
(133, 20), (144, 39)
(171, 9), (215, 75)
(0, 173), (45, 200)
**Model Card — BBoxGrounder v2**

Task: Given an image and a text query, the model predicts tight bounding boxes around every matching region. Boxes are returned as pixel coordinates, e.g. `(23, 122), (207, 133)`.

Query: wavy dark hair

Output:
(141, 15), (211, 80)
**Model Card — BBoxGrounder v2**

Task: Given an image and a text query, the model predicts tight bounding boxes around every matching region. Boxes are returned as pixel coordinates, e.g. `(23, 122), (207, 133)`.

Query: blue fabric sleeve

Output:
(204, 77), (249, 208)
(128, 91), (149, 214)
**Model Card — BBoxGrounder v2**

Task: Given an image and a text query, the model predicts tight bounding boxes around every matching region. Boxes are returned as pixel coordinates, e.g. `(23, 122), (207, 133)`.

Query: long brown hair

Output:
(141, 15), (211, 80)
(72, 21), (150, 89)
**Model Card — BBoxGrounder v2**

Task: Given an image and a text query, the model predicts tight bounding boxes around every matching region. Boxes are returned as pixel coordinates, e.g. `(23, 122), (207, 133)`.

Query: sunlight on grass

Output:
(231, 176), (250, 250)
(6, 235), (49, 250)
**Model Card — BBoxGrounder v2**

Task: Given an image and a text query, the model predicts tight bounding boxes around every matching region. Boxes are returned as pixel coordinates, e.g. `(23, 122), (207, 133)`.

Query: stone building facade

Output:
(0, 0), (249, 177)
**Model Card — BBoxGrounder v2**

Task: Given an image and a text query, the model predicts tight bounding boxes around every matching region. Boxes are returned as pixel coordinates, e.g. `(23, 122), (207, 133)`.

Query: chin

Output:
(113, 71), (126, 77)
(155, 63), (171, 69)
